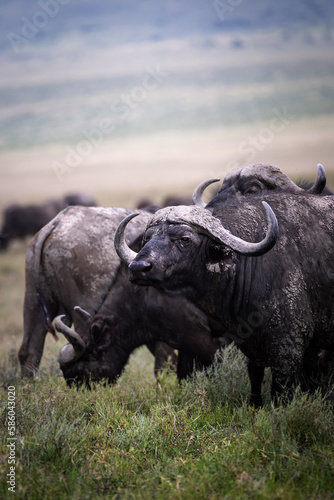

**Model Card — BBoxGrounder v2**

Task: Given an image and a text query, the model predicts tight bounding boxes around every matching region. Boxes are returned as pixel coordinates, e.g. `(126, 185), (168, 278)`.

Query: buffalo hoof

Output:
(249, 394), (263, 408)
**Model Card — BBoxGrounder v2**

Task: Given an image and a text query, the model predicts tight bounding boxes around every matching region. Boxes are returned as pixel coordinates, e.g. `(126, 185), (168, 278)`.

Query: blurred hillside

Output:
(1, 0), (334, 45)
(0, 0), (334, 207)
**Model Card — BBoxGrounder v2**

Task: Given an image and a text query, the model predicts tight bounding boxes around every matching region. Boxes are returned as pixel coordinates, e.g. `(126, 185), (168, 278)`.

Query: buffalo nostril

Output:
(129, 260), (152, 273)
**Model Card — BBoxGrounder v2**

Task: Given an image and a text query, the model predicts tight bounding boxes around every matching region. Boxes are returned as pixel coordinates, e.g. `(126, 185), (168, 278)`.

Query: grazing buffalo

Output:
(63, 193), (97, 207)
(19, 205), (220, 382)
(117, 192), (334, 403)
(18, 206), (168, 376)
(55, 289), (223, 386)
(0, 193), (97, 250)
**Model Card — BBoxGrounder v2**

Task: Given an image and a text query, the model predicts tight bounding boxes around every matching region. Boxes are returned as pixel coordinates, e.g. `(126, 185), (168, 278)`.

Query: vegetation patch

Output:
(1, 344), (333, 499)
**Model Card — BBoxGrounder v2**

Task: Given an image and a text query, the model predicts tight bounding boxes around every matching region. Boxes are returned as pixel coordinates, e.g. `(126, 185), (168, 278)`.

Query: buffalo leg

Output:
(247, 349), (325, 407)
(176, 351), (198, 380)
(146, 341), (177, 377)
(270, 359), (303, 404)
(247, 359), (265, 407)
(19, 281), (57, 377)
(317, 349), (334, 377)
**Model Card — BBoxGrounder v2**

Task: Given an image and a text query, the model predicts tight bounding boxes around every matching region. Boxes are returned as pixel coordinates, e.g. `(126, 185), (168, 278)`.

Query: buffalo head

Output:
(55, 310), (131, 386)
(192, 163), (327, 209)
(115, 203), (278, 295)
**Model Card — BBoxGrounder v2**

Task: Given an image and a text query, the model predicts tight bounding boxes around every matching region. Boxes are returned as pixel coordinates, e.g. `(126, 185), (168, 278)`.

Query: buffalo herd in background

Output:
(1, 163), (334, 405)
(0, 193), (97, 251)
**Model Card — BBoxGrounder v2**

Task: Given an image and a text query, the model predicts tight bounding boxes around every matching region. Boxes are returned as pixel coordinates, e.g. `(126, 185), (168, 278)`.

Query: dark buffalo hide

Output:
(125, 193), (334, 403)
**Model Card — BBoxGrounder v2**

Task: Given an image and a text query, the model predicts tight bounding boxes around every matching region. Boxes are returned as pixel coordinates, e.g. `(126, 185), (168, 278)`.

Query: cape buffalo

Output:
(0, 193), (97, 250)
(63, 193), (97, 207)
(192, 163), (327, 208)
(20, 164), (328, 392)
(116, 163), (329, 404)
(118, 192), (334, 403)
(19, 205), (216, 381)
(18, 205), (172, 376)
(0, 200), (64, 251)
(193, 163), (332, 402)
(55, 287), (222, 386)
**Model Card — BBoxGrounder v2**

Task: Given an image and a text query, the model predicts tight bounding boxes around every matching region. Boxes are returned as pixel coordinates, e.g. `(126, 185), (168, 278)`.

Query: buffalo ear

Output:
(90, 315), (116, 344)
(90, 320), (104, 344)
(205, 243), (235, 273)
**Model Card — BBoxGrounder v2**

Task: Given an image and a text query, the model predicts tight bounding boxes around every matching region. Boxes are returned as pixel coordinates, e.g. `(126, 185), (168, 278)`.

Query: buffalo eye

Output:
(244, 185), (260, 194)
(142, 229), (153, 245)
(178, 236), (191, 248)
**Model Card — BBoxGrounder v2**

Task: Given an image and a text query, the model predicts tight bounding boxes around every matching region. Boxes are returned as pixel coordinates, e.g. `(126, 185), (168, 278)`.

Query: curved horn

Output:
(74, 306), (92, 322)
(275, 163), (326, 194)
(114, 212), (140, 264)
(55, 315), (85, 366)
(197, 202), (278, 256)
(307, 163), (326, 194)
(151, 203), (278, 257)
(192, 178), (221, 207)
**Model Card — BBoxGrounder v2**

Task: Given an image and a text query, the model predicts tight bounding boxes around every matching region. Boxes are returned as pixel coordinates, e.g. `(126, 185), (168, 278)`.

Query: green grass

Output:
(0, 234), (334, 500)
(1, 344), (333, 500)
